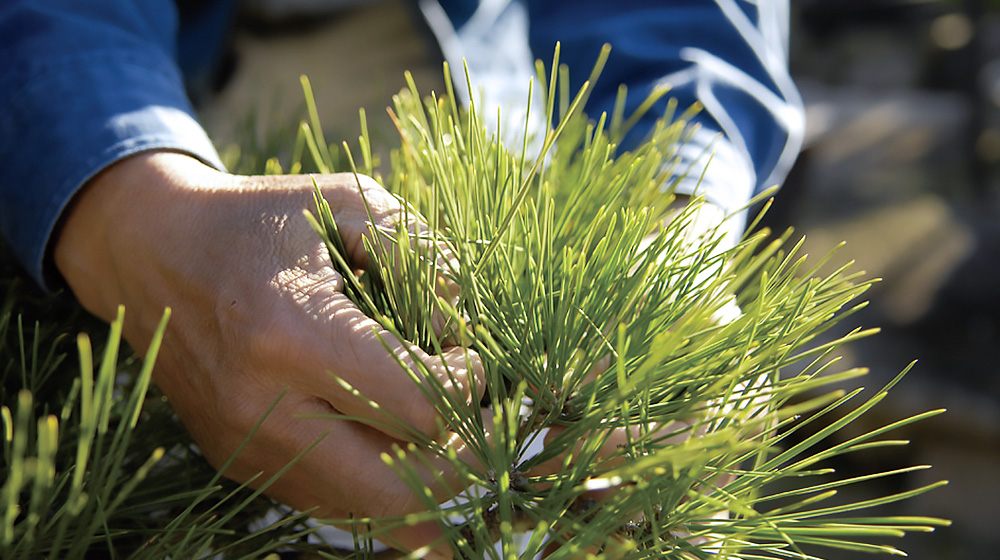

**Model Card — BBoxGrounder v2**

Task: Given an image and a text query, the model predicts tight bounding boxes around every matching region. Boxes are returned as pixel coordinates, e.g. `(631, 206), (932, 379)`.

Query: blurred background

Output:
(778, 1), (1000, 558)
(785, 1), (1000, 556)
(195, 0), (1000, 558)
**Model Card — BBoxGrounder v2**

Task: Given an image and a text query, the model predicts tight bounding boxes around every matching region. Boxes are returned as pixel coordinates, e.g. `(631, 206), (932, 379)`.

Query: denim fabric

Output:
(0, 0), (803, 289)
(425, 0), (804, 231)
(0, 0), (224, 289)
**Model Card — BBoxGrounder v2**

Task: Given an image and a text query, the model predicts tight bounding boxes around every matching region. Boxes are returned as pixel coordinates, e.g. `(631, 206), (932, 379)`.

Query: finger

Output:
(316, 173), (429, 278)
(530, 419), (701, 486)
(211, 392), (475, 558)
(250, 291), (483, 438)
(528, 424), (633, 485)
(439, 345), (487, 404)
(311, 173), (403, 265)
(318, 313), (484, 438)
(529, 422), (699, 558)
(579, 354), (611, 387)
(315, 173), (468, 343)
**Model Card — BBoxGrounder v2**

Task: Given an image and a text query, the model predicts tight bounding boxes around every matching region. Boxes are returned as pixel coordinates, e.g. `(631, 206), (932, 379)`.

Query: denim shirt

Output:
(0, 0), (803, 289)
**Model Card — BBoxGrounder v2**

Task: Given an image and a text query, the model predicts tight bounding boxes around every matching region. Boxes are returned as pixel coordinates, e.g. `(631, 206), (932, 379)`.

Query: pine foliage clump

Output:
(303, 49), (950, 559)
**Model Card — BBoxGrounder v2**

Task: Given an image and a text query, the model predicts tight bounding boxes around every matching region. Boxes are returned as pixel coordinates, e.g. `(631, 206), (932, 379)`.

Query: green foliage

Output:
(0, 254), (348, 558)
(0, 278), (340, 559)
(306, 48), (950, 559)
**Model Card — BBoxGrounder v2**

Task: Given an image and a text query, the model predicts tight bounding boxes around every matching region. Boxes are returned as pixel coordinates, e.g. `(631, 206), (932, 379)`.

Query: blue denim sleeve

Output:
(0, 0), (224, 289)
(421, 0), (804, 229)
(527, 0), (804, 217)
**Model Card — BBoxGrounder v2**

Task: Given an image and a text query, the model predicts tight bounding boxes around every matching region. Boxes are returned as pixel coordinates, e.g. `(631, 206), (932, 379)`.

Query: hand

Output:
(54, 151), (483, 557)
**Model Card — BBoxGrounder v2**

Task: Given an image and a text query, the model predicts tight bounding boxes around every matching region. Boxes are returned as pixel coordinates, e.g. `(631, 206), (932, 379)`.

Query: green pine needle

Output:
(306, 50), (950, 559)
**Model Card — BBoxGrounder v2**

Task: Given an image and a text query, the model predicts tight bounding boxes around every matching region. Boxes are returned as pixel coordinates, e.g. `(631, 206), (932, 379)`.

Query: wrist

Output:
(54, 151), (229, 343)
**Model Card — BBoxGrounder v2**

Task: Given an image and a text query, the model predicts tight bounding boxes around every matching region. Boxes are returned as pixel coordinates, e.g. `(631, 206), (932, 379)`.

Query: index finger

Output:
(251, 281), (484, 438)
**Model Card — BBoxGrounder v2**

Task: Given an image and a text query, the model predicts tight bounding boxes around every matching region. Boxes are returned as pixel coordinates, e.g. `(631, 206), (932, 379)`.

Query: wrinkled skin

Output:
(55, 151), (483, 557)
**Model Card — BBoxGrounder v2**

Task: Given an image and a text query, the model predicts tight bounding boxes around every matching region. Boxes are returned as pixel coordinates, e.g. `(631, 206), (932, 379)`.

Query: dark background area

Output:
(776, 1), (1000, 558)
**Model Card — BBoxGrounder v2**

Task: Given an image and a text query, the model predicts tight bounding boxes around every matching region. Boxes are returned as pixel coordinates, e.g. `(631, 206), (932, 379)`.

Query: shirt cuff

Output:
(670, 126), (756, 248)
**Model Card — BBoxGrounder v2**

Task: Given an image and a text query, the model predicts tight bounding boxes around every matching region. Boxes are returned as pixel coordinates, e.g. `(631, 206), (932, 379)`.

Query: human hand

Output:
(54, 151), (484, 557)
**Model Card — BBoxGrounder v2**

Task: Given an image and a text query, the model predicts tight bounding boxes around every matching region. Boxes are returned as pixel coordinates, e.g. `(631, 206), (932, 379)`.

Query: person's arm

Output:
(0, 0), (223, 289)
(526, 0), (805, 232)
(421, 0), (804, 246)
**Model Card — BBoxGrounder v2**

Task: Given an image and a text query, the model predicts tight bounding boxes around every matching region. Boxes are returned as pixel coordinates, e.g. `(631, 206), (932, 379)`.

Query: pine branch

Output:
(305, 50), (950, 559)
